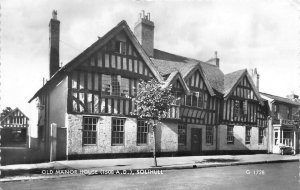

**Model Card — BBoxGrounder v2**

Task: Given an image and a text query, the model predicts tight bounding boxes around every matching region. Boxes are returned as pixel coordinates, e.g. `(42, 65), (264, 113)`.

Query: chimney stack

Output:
(249, 68), (260, 91)
(286, 93), (299, 100)
(134, 11), (154, 57)
(206, 51), (220, 67)
(49, 10), (60, 78)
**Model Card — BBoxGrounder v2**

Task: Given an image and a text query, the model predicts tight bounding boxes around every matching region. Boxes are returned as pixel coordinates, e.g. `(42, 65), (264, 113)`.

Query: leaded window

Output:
(111, 75), (120, 96)
(120, 78), (130, 97)
(102, 74), (111, 95)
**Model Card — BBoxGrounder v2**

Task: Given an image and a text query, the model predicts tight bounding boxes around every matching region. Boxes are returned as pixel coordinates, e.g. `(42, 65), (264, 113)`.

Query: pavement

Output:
(0, 154), (299, 182)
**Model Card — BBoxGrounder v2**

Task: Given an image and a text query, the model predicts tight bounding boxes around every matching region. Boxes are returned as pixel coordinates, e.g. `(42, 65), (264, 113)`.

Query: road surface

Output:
(1, 162), (300, 190)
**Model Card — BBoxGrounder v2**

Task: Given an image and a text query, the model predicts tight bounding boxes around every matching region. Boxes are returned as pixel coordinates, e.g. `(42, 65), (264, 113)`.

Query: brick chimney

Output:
(134, 11), (154, 57)
(49, 10), (60, 78)
(286, 93), (299, 100)
(206, 51), (220, 67)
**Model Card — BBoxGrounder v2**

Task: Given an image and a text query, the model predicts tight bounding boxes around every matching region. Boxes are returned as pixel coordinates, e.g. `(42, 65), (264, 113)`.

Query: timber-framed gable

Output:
(67, 26), (161, 117)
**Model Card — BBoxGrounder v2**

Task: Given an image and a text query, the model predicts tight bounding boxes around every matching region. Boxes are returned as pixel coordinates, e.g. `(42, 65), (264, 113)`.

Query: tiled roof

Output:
(224, 69), (246, 95)
(152, 49), (224, 94)
(260, 92), (300, 106)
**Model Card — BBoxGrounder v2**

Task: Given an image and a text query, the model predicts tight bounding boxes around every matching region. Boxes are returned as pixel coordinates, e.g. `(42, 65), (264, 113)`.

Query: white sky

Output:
(1, 0), (300, 128)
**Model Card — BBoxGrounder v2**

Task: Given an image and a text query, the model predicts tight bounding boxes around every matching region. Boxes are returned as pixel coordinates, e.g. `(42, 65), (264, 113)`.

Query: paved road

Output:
(1, 162), (300, 190)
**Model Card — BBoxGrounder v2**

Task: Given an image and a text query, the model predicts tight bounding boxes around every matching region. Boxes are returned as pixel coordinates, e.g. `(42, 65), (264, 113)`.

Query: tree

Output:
(0, 107), (13, 120)
(134, 79), (177, 167)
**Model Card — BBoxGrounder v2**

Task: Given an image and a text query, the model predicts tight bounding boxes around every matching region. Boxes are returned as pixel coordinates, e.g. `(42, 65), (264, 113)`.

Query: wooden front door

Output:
(191, 128), (202, 155)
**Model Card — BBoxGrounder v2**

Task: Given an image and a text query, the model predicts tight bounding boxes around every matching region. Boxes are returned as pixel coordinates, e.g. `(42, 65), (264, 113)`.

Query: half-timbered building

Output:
(0, 108), (29, 147)
(29, 11), (269, 161)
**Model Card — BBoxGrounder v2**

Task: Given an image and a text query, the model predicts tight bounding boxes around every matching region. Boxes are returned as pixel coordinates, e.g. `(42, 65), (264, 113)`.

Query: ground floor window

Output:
(178, 124), (187, 145)
(137, 120), (148, 145)
(227, 125), (234, 144)
(112, 118), (125, 145)
(259, 128), (264, 144)
(82, 117), (98, 145)
(245, 126), (251, 144)
(274, 129), (278, 145)
(206, 126), (213, 145)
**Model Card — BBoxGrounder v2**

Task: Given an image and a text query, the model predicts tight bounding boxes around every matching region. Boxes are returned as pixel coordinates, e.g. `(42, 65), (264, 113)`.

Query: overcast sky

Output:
(1, 0), (300, 127)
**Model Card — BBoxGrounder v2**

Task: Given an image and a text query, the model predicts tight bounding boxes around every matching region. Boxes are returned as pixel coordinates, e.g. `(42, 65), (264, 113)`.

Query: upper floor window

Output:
(185, 92), (202, 107)
(120, 78), (130, 98)
(115, 41), (126, 55)
(287, 107), (292, 120)
(234, 100), (247, 117)
(102, 74), (111, 96)
(101, 75), (130, 97)
(173, 91), (184, 106)
(274, 104), (279, 119)
(111, 75), (121, 96)
(186, 95), (192, 106)
(198, 92), (204, 108)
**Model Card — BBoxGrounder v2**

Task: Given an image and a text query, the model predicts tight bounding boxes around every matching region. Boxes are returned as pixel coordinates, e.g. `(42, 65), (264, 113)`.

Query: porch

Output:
(272, 119), (299, 154)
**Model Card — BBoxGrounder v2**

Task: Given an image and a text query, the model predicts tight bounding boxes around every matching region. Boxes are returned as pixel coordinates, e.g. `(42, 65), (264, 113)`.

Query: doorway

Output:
(191, 128), (202, 155)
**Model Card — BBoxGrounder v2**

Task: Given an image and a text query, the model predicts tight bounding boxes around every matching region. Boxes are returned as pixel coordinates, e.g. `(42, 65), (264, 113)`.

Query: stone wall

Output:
(67, 114), (179, 155)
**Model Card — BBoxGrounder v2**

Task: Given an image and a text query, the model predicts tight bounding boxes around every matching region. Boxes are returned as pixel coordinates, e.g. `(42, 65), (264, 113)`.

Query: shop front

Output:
(272, 119), (299, 154)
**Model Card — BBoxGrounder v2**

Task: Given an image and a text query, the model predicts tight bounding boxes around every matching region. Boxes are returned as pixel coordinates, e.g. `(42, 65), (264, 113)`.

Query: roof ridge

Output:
(260, 92), (294, 100)
(225, 68), (247, 76)
(154, 48), (216, 66)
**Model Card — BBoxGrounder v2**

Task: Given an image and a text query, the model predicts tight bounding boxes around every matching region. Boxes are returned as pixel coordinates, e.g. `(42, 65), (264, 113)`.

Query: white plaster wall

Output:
(49, 77), (68, 128)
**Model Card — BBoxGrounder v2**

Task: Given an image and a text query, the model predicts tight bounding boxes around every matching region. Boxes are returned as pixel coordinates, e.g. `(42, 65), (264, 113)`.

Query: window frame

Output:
(245, 126), (251, 144)
(137, 120), (149, 145)
(258, 128), (264, 144)
(82, 116), (98, 145)
(227, 125), (234, 144)
(111, 117), (126, 146)
(178, 124), (187, 146)
(115, 41), (126, 55)
(206, 126), (214, 145)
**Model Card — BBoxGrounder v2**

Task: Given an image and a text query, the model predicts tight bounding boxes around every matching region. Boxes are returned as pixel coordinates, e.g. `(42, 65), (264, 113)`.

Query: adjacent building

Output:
(29, 11), (269, 161)
(0, 108), (29, 147)
(260, 93), (300, 154)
